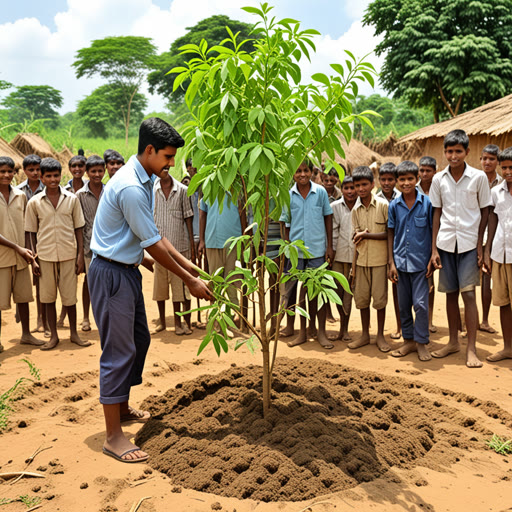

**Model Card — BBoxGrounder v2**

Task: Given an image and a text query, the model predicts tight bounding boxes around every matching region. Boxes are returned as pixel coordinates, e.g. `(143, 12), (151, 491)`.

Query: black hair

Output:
(482, 144), (500, 157)
(185, 158), (193, 168)
(498, 147), (512, 163)
(0, 156), (15, 169)
(352, 166), (374, 183)
(379, 162), (397, 178)
(22, 154), (41, 169)
(69, 155), (86, 167)
(419, 156), (436, 170)
(396, 160), (419, 178)
(341, 176), (353, 187)
(300, 159), (313, 172)
(40, 157), (62, 175)
(86, 155), (105, 171)
(444, 129), (469, 149)
(327, 168), (339, 178)
(137, 117), (184, 155)
(103, 149), (124, 164)
(78, 148), (85, 156)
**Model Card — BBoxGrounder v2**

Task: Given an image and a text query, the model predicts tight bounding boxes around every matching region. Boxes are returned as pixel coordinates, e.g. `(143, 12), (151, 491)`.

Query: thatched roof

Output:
(10, 133), (56, 159)
(399, 94), (512, 143)
(0, 137), (25, 170)
(56, 146), (74, 167)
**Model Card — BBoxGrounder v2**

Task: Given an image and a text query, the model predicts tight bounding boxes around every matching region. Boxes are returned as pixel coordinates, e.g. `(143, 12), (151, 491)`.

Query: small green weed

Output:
(0, 495), (41, 508)
(486, 434), (512, 455)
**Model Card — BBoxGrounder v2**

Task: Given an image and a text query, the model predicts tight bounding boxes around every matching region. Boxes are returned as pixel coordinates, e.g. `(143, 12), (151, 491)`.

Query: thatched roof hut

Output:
(56, 146), (74, 168)
(398, 94), (512, 168)
(0, 137), (25, 171)
(10, 133), (56, 160)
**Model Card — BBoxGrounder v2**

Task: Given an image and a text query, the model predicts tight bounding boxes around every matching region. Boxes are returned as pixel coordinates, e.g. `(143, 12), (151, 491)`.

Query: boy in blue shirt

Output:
(280, 160), (334, 349)
(388, 161), (433, 361)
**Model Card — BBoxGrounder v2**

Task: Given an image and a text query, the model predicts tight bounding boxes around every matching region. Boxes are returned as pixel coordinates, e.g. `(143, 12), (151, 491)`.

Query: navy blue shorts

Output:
(88, 257), (151, 405)
(438, 248), (480, 294)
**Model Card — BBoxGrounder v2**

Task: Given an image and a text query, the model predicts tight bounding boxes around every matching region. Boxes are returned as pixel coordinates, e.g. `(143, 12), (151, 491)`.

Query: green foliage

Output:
(0, 495), (42, 508)
(0, 79), (12, 91)
(0, 359), (41, 431)
(1, 85), (63, 127)
(363, 0), (512, 118)
(148, 15), (257, 108)
(487, 434), (512, 455)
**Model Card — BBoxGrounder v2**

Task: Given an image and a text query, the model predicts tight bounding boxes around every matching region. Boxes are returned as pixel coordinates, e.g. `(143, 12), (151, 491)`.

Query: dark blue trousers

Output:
(397, 270), (429, 344)
(88, 257), (151, 404)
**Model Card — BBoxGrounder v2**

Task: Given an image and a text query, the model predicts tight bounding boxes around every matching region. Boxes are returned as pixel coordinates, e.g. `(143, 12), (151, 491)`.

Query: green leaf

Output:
(250, 145), (262, 167)
(330, 63), (344, 76)
(242, 6), (263, 15)
(311, 73), (330, 87)
(197, 334), (212, 356)
(220, 92), (230, 113)
(295, 306), (310, 320)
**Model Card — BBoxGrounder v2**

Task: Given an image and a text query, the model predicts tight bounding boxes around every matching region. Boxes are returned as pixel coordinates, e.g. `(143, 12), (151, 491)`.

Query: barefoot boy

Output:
(349, 166), (390, 352)
(484, 146), (512, 362)
(429, 129), (491, 368)
(0, 156), (44, 352)
(25, 158), (89, 351)
(330, 176), (357, 342)
(388, 161), (433, 362)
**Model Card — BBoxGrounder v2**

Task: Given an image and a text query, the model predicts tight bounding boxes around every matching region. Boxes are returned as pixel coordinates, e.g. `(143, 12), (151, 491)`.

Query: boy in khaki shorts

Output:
(349, 166), (390, 352)
(25, 157), (89, 351)
(0, 156), (44, 352)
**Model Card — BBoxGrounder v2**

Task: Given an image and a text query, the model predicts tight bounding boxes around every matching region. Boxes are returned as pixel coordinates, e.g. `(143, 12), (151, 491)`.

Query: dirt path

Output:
(1, 268), (511, 512)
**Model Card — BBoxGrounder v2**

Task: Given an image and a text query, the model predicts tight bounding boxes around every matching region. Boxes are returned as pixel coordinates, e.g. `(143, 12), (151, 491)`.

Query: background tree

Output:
(148, 15), (257, 110)
(73, 36), (156, 144)
(1, 85), (63, 127)
(77, 84), (148, 138)
(364, 0), (512, 120)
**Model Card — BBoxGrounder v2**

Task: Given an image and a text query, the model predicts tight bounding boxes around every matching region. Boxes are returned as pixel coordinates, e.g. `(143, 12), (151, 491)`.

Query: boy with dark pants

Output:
(349, 166), (390, 352)
(430, 129), (491, 368)
(479, 144), (502, 334)
(280, 161), (334, 349)
(0, 157), (43, 352)
(484, 147), (512, 361)
(330, 176), (357, 341)
(388, 161), (433, 361)
(25, 158), (88, 351)
(76, 155), (105, 332)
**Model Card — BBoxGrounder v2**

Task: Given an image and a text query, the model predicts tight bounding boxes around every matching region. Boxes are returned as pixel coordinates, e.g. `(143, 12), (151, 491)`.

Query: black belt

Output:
(97, 255), (139, 269)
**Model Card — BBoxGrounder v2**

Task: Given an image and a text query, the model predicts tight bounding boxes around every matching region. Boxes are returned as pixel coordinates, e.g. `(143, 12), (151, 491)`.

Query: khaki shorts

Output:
(153, 261), (191, 302)
(0, 266), (34, 310)
(332, 261), (353, 315)
(353, 264), (388, 310)
(206, 247), (239, 306)
(84, 255), (92, 274)
(39, 259), (77, 306)
(492, 262), (512, 307)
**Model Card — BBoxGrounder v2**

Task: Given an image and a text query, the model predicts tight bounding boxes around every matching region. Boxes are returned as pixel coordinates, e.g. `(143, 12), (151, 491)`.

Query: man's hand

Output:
(32, 258), (41, 277)
(477, 245), (484, 268)
(353, 229), (369, 245)
(430, 250), (442, 270)
(426, 261), (434, 279)
(483, 251), (492, 275)
(187, 276), (214, 301)
(16, 246), (36, 265)
(325, 247), (335, 265)
(388, 262), (398, 283)
(76, 254), (85, 275)
(198, 239), (205, 259)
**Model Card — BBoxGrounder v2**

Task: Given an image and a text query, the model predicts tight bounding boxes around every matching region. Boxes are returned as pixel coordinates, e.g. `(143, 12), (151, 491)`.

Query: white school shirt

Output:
(331, 197), (355, 263)
(490, 181), (512, 264)
(429, 164), (492, 254)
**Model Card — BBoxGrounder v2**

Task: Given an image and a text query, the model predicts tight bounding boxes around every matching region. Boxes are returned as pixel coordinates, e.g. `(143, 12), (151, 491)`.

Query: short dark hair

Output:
(444, 129), (469, 149)
(86, 155), (105, 171)
(326, 168), (339, 178)
(498, 147), (512, 163)
(352, 166), (374, 183)
(419, 156), (436, 170)
(482, 144), (500, 157)
(22, 154), (41, 169)
(69, 155), (86, 167)
(396, 160), (419, 178)
(137, 117), (185, 155)
(103, 149), (124, 164)
(300, 159), (313, 172)
(379, 162), (397, 178)
(0, 156), (15, 169)
(341, 176), (353, 187)
(185, 157), (193, 168)
(40, 157), (62, 175)
(78, 148), (85, 156)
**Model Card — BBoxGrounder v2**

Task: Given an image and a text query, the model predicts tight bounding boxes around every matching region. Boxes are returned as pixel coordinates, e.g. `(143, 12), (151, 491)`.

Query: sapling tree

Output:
(173, 3), (377, 416)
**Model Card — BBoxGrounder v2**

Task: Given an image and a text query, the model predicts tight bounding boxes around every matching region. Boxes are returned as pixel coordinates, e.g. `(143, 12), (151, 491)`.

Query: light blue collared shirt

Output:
(90, 155), (161, 264)
(280, 181), (333, 258)
(199, 195), (242, 249)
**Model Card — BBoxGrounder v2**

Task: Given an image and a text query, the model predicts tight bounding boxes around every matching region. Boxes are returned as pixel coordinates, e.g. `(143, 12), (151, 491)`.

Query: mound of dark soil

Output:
(136, 358), (497, 502)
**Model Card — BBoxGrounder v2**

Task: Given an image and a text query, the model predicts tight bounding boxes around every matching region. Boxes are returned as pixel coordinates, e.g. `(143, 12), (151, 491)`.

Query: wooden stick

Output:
(296, 500), (334, 512)
(26, 505), (42, 512)
(130, 477), (155, 488)
(0, 471), (45, 480)
(129, 496), (151, 512)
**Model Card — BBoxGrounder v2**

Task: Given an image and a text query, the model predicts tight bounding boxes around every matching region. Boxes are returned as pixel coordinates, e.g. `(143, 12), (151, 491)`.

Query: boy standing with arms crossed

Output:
(388, 161), (433, 361)
(430, 129), (491, 368)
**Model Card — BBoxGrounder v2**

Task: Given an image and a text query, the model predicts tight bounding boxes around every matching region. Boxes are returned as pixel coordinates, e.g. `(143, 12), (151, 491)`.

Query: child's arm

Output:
(324, 214), (334, 263)
(185, 216), (195, 264)
(353, 230), (387, 244)
(0, 234), (36, 265)
(430, 207), (442, 269)
(476, 206), (489, 267)
(198, 209), (207, 259)
(484, 207), (498, 273)
(74, 227), (84, 275)
(387, 228), (397, 283)
(26, 232), (41, 276)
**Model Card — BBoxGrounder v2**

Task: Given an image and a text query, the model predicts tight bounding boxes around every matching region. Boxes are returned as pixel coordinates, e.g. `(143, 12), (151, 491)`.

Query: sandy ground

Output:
(1, 268), (512, 512)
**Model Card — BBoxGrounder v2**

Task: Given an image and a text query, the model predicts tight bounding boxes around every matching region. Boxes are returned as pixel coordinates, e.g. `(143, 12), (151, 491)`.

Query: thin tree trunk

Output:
(125, 87), (138, 147)
(262, 341), (270, 417)
(454, 95), (463, 117)
(436, 82), (455, 117)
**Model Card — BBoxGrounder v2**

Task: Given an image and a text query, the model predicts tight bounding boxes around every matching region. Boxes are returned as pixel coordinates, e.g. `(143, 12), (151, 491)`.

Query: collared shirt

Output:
(488, 173), (504, 190)
(416, 182), (431, 196)
(327, 187), (342, 204)
(388, 191), (433, 272)
(375, 187), (401, 203)
(490, 181), (512, 264)
(430, 164), (492, 253)
(0, 186), (28, 270)
(25, 186), (85, 262)
(16, 179), (44, 201)
(331, 197), (355, 263)
(280, 182), (333, 258)
(90, 156), (161, 265)
(64, 178), (86, 195)
(200, 194), (242, 249)
(76, 181), (104, 257)
(352, 195), (388, 267)
(154, 178), (193, 254)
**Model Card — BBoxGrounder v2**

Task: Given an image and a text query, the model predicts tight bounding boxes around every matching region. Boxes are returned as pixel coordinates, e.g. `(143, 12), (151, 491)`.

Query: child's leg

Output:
(67, 304), (90, 346)
(183, 299), (192, 331)
(487, 304), (512, 361)
(390, 282), (401, 339)
(152, 262), (169, 333)
(42, 301), (59, 350)
(153, 301), (166, 333)
(18, 303), (44, 346)
(82, 275), (91, 331)
(460, 290), (482, 367)
(479, 271), (495, 332)
(287, 284), (308, 347)
(57, 304), (67, 327)
(280, 268), (297, 337)
(392, 271), (417, 358)
(315, 298), (333, 349)
(374, 308), (390, 352)
(432, 291), (461, 358)
(372, 265), (390, 352)
(348, 307), (371, 349)
(428, 275), (437, 332)
(173, 301), (191, 335)
(33, 277), (49, 334)
(348, 265), (371, 349)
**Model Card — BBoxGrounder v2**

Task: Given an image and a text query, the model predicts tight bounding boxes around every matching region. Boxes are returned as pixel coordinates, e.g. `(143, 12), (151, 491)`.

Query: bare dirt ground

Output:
(1, 268), (512, 512)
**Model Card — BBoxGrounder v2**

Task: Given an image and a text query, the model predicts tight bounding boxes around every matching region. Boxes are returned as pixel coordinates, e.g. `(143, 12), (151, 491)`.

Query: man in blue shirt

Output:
(88, 118), (213, 464)
(387, 161), (433, 362)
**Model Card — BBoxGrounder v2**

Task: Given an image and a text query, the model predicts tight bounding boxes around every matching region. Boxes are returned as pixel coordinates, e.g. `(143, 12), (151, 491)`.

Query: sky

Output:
(0, 0), (384, 114)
